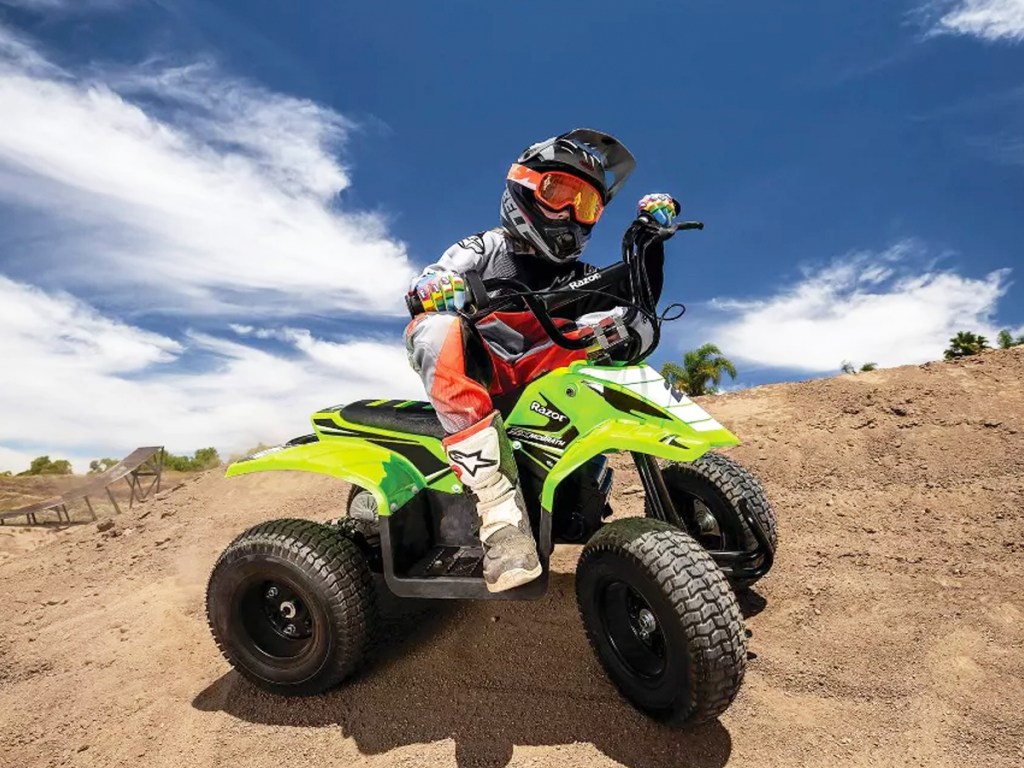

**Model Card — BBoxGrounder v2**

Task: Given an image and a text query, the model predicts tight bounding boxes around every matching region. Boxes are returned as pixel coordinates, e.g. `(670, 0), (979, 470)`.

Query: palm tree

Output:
(944, 331), (990, 360)
(997, 329), (1024, 349)
(661, 344), (737, 396)
(860, 362), (878, 372)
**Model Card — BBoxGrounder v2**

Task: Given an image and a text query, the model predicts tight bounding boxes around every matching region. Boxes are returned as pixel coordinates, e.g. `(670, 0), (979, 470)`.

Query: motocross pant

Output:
(404, 311), (588, 434)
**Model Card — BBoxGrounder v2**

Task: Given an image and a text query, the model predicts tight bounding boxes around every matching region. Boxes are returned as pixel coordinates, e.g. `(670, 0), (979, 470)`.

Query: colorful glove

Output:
(637, 193), (680, 226)
(413, 270), (467, 313)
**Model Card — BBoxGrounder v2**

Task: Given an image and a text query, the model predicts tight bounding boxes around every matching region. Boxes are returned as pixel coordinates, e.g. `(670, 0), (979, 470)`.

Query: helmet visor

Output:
(508, 164), (605, 225)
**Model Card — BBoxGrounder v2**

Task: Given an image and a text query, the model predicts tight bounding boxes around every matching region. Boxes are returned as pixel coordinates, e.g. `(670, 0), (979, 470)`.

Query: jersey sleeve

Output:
(409, 232), (498, 290)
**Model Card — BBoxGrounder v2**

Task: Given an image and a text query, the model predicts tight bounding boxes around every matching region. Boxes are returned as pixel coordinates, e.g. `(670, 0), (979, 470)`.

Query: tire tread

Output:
(206, 518), (376, 695)
(654, 451), (778, 587)
(577, 518), (747, 724)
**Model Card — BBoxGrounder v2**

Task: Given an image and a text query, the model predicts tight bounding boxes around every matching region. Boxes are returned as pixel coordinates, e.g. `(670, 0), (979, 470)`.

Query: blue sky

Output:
(1, 0), (1022, 471)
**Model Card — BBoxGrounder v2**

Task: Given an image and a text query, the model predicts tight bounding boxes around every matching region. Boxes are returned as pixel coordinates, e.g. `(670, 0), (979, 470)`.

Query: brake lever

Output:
(633, 215), (704, 242)
(655, 221), (704, 241)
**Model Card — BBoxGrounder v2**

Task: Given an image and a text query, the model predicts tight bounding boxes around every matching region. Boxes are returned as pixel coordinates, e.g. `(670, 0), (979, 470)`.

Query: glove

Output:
(637, 193), (680, 226)
(412, 270), (467, 313)
(578, 308), (656, 359)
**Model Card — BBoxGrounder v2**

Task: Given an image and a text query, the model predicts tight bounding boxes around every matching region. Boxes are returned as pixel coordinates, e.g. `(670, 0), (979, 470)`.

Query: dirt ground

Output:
(1, 348), (1022, 768)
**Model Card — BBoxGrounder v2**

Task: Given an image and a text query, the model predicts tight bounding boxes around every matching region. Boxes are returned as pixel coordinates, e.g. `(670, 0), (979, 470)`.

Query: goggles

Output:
(508, 164), (605, 225)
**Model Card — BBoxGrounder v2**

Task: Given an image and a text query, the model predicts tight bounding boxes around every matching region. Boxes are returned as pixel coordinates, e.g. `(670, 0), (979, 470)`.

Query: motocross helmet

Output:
(500, 128), (636, 263)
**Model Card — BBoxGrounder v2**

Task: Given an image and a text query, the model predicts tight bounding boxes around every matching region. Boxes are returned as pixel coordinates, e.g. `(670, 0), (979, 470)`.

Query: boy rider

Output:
(406, 129), (679, 592)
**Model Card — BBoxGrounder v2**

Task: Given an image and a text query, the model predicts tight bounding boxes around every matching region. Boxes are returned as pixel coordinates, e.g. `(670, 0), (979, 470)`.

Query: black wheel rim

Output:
(597, 579), (667, 680)
(237, 576), (317, 661)
(673, 492), (734, 551)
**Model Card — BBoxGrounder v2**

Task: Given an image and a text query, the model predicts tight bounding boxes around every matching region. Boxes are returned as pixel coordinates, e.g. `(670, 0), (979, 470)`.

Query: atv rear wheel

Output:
(650, 451), (778, 588)
(206, 518), (376, 696)
(576, 518), (746, 725)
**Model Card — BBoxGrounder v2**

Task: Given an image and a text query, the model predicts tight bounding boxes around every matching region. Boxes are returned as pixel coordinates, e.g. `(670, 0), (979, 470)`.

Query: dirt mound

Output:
(0, 471), (192, 565)
(1, 349), (1022, 768)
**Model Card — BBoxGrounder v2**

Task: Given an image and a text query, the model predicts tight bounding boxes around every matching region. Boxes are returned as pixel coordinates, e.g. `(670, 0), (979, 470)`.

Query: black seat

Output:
(340, 400), (446, 440)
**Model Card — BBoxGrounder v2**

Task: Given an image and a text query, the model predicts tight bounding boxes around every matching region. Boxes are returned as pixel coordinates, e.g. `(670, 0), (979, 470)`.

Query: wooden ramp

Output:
(0, 447), (165, 526)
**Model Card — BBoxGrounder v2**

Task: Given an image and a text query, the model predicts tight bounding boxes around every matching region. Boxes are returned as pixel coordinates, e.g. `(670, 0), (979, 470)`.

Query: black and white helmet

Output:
(500, 128), (636, 263)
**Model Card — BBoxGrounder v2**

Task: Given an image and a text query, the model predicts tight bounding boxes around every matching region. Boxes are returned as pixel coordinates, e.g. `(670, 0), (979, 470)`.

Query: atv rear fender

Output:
(225, 439), (428, 514)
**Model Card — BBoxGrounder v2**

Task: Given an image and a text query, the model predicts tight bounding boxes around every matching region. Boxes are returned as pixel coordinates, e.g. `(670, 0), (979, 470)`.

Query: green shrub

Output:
(18, 456), (74, 476)
(88, 458), (118, 474)
(163, 447), (222, 472)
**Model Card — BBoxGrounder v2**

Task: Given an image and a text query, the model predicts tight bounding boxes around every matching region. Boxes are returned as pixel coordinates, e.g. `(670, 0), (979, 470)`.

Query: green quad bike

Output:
(206, 218), (777, 726)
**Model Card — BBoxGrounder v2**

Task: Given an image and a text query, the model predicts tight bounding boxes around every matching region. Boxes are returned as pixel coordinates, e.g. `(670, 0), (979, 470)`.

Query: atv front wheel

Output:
(651, 451), (778, 588)
(206, 518), (376, 696)
(576, 518), (746, 725)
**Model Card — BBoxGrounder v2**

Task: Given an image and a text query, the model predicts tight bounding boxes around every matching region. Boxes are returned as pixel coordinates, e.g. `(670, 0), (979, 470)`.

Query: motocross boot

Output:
(443, 411), (542, 593)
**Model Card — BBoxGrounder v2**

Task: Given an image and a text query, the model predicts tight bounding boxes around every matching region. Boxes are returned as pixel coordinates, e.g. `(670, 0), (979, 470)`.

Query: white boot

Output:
(443, 412), (542, 593)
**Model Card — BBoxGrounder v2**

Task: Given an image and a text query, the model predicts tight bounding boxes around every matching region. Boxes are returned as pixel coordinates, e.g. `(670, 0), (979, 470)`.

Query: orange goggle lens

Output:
(508, 164), (604, 225)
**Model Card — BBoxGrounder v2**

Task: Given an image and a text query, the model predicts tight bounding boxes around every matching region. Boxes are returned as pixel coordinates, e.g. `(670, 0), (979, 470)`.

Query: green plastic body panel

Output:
(508, 361), (739, 511)
(226, 361), (738, 516)
(225, 439), (431, 514)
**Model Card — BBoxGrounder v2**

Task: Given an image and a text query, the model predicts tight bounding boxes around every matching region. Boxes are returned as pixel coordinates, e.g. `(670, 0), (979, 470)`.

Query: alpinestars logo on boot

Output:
(448, 449), (497, 478)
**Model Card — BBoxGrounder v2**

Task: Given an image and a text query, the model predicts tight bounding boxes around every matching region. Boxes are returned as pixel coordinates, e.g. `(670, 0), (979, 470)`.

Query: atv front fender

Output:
(540, 419), (739, 512)
(225, 440), (425, 514)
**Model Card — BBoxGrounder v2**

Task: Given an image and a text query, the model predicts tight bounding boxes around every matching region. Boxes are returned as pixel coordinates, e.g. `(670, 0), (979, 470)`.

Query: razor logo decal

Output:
(568, 271), (601, 290)
(447, 449), (497, 478)
(530, 401), (567, 422)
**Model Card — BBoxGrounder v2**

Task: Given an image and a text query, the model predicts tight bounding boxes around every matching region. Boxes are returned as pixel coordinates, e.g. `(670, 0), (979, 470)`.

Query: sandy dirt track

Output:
(1, 348), (1022, 767)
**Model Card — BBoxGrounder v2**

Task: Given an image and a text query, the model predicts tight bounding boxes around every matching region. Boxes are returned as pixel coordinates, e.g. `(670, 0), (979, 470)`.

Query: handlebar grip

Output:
(464, 270), (488, 312)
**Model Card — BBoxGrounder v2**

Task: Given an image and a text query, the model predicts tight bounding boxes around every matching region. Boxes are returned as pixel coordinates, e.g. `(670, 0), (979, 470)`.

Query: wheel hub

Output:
(694, 501), (721, 537)
(635, 608), (657, 639)
(259, 581), (313, 641)
(598, 580), (667, 680)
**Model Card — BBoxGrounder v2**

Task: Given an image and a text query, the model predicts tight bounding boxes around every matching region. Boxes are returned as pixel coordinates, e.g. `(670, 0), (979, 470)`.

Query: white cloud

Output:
(0, 445), (39, 475)
(0, 277), (423, 473)
(0, 22), (437, 474)
(698, 241), (1014, 372)
(0, 20), (58, 75)
(926, 0), (1024, 41)
(0, 0), (129, 13)
(0, 26), (416, 317)
(0, 0), (65, 8)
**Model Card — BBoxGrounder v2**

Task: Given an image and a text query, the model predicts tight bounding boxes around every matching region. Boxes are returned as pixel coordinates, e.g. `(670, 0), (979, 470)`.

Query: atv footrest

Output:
(380, 494), (551, 601)
(408, 545), (485, 579)
(381, 523), (548, 600)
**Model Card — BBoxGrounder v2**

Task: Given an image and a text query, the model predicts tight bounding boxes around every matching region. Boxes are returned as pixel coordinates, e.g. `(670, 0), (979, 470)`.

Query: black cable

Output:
(478, 286), (661, 325)
(458, 218), (694, 364)
(471, 285), (687, 364)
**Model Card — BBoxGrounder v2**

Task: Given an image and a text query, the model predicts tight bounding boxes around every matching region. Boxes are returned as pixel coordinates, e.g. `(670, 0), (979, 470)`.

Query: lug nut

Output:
(266, 586), (279, 599)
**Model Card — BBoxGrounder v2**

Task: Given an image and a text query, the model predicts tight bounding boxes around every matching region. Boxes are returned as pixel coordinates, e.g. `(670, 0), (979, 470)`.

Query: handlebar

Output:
(405, 219), (705, 354)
